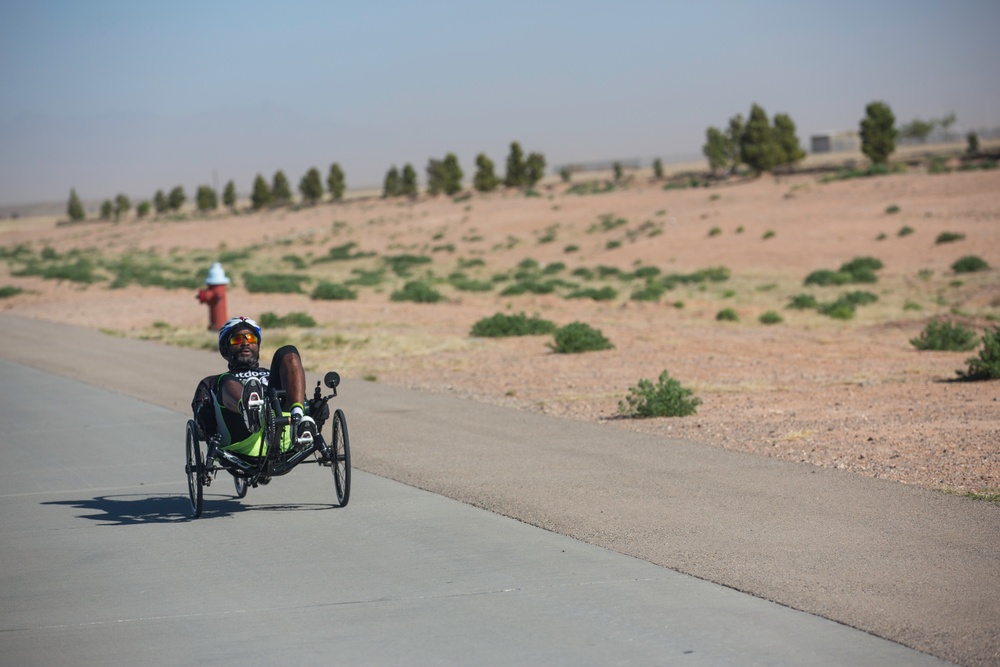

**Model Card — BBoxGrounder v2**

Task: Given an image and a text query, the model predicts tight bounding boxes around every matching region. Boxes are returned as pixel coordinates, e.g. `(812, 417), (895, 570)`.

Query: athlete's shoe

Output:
(240, 377), (265, 433)
(293, 415), (317, 451)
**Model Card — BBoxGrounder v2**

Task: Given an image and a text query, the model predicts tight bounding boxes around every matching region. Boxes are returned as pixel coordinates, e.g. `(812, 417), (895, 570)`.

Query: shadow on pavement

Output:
(43, 494), (339, 525)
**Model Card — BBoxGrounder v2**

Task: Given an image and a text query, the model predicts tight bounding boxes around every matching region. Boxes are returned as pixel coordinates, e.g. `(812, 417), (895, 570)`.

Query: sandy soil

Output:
(2, 167), (998, 496)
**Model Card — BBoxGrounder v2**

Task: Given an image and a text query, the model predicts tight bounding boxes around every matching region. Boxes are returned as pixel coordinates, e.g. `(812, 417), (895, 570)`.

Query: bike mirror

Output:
(324, 371), (340, 389)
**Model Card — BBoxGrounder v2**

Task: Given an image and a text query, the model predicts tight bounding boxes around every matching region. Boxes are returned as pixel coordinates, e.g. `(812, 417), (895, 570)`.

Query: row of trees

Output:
(703, 104), (805, 176)
(383, 142), (546, 198)
(67, 163), (347, 221)
(251, 163), (346, 210)
(68, 141), (548, 221)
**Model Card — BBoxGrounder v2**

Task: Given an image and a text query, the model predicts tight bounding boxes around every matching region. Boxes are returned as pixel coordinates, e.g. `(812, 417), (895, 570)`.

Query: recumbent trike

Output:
(185, 371), (351, 518)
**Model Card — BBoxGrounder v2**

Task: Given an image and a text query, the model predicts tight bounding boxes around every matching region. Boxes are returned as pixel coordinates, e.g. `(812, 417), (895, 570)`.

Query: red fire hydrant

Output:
(196, 262), (230, 331)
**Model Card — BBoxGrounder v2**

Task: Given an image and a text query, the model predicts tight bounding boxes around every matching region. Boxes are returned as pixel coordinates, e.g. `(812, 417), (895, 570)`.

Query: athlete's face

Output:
(228, 328), (260, 367)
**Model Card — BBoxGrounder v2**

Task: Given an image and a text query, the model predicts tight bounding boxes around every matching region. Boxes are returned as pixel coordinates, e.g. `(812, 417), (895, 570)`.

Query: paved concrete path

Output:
(1, 315), (997, 665)
(0, 358), (949, 666)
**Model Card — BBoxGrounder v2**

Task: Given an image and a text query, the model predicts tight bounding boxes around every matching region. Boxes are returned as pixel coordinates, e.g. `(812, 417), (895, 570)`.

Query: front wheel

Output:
(233, 475), (248, 499)
(330, 409), (351, 507)
(185, 420), (204, 518)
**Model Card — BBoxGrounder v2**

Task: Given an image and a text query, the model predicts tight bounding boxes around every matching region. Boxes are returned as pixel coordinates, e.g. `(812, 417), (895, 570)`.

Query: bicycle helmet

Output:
(218, 316), (262, 358)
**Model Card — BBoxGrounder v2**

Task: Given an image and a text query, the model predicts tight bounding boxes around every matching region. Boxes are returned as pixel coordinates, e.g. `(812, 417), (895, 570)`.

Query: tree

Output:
(196, 185), (218, 212)
(99, 199), (113, 220)
(860, 101), (897, 166)
(153, 189), (168, 214)
(167, 186), (186, 211)
(271, 170), (291, 205)
(505, 141), (526, 187)
(473, 153), (499, 192)
(299, 167), (324, 204)
(425, 159), (445, 196)
(399, 164), (417, 196)
(900, 118), (934, 143)
(652, 158), (664, 180)
(223, 180), (237, 208)
(612, 161), (623, 183)
(251, 174), (271, 210)
(726, 114), (745, 172)
(703, 126), (729, 175)
(67, 188), (85, 222)
(772, 113), (805, 171)
(136, 201), (151, 218)
(967, 132), (980, 156)
(114, 193), (131, 221)
(524, 152), (546, 187)
(740, 103), (777, 175)
(938, 112), (956, 135)
(442, 153), (463, 195)
(327, 163), (345, 201)
(383, 166), (401, 197)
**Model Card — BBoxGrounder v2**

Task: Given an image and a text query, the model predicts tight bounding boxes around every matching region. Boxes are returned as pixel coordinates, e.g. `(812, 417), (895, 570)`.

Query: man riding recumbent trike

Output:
(185, 316), (351, 518)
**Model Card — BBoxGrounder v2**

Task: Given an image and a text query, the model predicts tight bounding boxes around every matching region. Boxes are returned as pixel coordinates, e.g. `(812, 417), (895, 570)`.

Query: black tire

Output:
(233, 475), (248, 499)
(185, 420), (203, 518)
(331, 408), (351, 507)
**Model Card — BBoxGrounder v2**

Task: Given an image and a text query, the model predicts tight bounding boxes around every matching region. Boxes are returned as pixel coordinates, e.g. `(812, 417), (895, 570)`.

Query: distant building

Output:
(810, 130), (859, 154)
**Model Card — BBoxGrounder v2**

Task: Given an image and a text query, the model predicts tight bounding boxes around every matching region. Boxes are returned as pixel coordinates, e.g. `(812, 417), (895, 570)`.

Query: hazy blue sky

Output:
(1, 0), (998, 206)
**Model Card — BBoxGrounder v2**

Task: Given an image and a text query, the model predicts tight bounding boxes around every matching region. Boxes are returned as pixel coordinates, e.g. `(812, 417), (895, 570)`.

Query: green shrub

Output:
(935, 232), (965, 245)
(840, 256), (883, 275)
(566, 286), (617, 301)
(500, 280), (558, 296)
(885, 204), (900, 214)
(105, 254), (203, 290)
(716, 308), (739, 322)
(564, 244), (579, 253)
(259, 311), (317, 328)
(959, 327), (1000, 380)
(898, 226), (914, 237)
(470, 312), (557, 338)
(313, 242), (376, 263)
(804, 269), (852, 287)
(282, 254), (307, 270)
(787, 293), (818, 310)
(449, 275), (494, 292)
(14, 257), (102, 284)
(618, 370), (701, 418)
(0, 285), (24, 298)
(817, 299), (855, 320)
(243, 273), (308, 293)
(634, 266), (660, 279)
(345, 268), (386, 287)
(548, 322), (614, 353)
(910, 319), (978, 351)
(311, 281), (358, 300)
(631, 282), (666, 302)
(842, 290), (879, 306)
(390, 281), (444, 303)
(952, 255), (990, 274)
(759, 311), (783, 325)
(384, 254), (432, 276)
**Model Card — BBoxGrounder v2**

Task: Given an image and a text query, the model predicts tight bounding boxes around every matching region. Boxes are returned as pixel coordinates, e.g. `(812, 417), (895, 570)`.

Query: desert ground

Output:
(2, 159), (998, 497)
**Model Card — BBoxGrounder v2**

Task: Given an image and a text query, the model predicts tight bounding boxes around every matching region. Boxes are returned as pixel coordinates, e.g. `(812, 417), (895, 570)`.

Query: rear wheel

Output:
(331, 409), (351, 507)
(185, 420), (204, 518)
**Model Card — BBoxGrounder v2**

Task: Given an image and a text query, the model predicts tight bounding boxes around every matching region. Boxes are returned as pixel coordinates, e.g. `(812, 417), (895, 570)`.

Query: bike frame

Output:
(207, 383), (337, 486)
